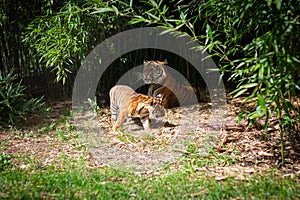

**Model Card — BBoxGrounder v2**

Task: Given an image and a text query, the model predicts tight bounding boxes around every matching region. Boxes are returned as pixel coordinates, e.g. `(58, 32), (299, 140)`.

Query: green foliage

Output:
(1, 166), (299, 199)
(0, 153), (12, 171)
(56, 128), (78, 141)
(86, 97), (100, 113)
(184, 144), (239, 167)
(23, 2), (89, 83)
(38, 122), (56, 134)
(197, 0), (300, 164)
(0, 70), (44, 126)
(199, 0), (300, 124)
(23, 0), (125, 84)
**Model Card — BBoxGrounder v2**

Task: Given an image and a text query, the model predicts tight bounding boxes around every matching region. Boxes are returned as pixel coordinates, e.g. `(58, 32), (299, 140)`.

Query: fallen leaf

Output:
(190, 189), (209, 197)
(257, 151), (273, 157)
(215, 176), (228, 181)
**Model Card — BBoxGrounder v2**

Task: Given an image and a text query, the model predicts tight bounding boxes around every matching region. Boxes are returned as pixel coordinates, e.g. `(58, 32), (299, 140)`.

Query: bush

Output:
(0, 69), (44, 126)
(23, 0), (126, 84)
(197, 0), (300, 164)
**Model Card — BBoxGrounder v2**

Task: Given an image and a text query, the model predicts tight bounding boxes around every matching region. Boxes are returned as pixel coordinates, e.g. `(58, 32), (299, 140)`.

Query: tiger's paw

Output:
(112, 125), (120, 132)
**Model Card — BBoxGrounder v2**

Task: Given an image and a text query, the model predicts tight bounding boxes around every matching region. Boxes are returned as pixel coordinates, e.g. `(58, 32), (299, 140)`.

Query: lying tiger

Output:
(109, 85), (165, 131)
(143, 60), (198, 108)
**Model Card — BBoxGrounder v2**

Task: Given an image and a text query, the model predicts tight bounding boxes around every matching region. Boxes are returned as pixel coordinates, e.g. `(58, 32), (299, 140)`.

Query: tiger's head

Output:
(136, 94), (165, 120)
(149, 94), (165, 119)
(149, 103), (165, 119)
(143, 60), (168, 84)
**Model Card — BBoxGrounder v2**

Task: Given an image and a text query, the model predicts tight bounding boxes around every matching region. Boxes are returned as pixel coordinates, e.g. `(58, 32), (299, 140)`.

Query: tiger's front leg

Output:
(140, 117), (151, 132)
(110, 105), (118, 130)
(113, 110), (127, 131)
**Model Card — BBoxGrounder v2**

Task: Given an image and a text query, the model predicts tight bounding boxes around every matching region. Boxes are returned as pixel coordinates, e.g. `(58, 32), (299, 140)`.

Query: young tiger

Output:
(109, 85), (165, 131)
(143, 60), (198, 108)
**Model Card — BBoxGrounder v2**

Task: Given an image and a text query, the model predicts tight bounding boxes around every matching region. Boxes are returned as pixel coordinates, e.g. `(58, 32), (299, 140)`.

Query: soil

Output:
(1, 96), (300, 177)
(75, 95), (300, 174)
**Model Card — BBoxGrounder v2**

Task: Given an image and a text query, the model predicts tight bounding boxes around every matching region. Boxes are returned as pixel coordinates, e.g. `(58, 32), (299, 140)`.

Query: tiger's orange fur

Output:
(109, 85), (165, 131)
(143, 60), (198, 108)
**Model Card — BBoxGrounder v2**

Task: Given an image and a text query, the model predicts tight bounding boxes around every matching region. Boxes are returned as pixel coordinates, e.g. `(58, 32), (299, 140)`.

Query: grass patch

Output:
(117, 132), (139, 143)
(0, 153), (12, 170)
(1, 166), (299, 199)
(1, 105), (299, 199)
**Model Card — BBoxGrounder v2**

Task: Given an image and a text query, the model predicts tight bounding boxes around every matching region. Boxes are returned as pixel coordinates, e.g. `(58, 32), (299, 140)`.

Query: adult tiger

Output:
(143, 60), (198, 108)
(109, 85), (165, 131)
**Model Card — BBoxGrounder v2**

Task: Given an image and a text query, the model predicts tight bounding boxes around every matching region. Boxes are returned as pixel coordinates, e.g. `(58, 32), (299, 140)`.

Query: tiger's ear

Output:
(163, 59), (168, 64)
(143, 60), (148, 65)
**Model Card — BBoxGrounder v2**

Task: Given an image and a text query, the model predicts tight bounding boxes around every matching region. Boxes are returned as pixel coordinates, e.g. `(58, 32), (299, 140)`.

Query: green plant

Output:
(186, 143), (197, 154)
(40, 105), (52, 118)
(1, 164), (299, 199)
(198, 0), (300, 165)
(0, 153), (12, 170)
(56, 127), (78, 142)
(117, 132), (138, 143)
(86, 97), (100, 113)
(38, 122), (56, 134)
(183, 144), (238, 167)
(0, 69), (44, 126)
(23, 0), (126, 84)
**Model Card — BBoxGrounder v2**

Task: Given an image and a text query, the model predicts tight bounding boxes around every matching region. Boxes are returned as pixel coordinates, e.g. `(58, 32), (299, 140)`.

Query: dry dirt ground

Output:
(1, 96), (300, 178)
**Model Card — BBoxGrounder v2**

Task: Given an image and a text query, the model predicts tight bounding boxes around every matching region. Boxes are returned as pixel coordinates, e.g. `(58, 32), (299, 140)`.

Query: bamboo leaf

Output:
(250, 112), (261, 119)
(91, 7), (114, 14)
(240, 83), (258, 89)
(146, 12), (160, 20)
(257, 94), (267, 115)
(232, 88), (248, 98)
(275, 0), (282, 10)
(266, 0), (272, 6)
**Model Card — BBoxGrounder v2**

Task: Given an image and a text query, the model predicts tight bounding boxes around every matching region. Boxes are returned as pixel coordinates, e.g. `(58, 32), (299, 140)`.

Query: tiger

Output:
(143, 60), (198, 108)
(109, 85), (165, 131)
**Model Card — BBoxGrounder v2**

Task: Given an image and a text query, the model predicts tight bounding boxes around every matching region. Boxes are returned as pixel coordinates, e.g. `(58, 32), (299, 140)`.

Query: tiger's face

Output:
(143, 60), (167, 84)
(149, 103), (165, 119)
(136, 96), (165, 129)
(139, 96), (165, 120)
(135, 94), (165, 120)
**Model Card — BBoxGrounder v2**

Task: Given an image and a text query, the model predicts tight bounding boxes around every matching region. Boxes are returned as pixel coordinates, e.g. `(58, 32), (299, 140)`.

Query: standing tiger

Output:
(143, 60), (198, 108)
(109, 85), (165, 131)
